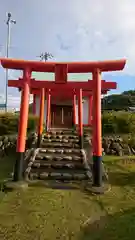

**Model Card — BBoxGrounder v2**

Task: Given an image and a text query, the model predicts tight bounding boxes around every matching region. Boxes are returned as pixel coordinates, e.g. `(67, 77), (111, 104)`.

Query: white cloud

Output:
(37, 0), (135, 75)
(1, 0), (135, 85)
(0, 93), (33, 109)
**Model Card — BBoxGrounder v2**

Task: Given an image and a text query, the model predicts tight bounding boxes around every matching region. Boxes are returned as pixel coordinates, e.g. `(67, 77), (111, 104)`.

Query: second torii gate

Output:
(8, 78), (116, 148)
(32, 87), (110, 127)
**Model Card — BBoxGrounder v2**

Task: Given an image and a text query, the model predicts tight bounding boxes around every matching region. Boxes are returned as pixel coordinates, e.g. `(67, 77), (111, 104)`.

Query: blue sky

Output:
(0, 0), (135, 109)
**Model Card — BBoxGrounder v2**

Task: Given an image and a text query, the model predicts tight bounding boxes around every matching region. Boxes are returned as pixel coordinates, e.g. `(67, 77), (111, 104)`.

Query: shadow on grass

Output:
(0, 155), (15, 182)
(104, 157), (135, 187)
(0, 155), (15, 194)
(28, 180), (89, 191)
(108, 170), (135, 187)
(79, 207), (135, 240)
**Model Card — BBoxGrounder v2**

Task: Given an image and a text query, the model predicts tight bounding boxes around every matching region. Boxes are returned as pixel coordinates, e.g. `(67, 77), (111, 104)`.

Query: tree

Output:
(123, 90), (135, 96)
(102, 90), (135, 111)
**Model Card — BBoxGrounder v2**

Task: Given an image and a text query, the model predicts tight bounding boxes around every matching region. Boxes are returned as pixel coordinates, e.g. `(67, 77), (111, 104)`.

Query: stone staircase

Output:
(25, 129), (92, 182)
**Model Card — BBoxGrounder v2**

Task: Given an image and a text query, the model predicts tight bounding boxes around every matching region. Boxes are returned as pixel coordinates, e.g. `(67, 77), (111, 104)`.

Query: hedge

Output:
(102, 111), (135, 134)
(0, 113), (38, 135)
(1, 111), (135, 136)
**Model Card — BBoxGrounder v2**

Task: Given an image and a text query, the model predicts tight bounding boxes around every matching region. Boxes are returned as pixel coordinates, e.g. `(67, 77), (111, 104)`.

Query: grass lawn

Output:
(0, 155), (135, 239)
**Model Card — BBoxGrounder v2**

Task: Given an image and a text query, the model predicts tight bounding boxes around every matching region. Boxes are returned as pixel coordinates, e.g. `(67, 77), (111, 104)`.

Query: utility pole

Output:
(5, 12), (16, 112)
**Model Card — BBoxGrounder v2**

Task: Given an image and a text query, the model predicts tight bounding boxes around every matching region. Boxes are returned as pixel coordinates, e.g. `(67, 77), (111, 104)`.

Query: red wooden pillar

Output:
(37, 88), (45, 147)
(92, 69), (102, 187)
(73, 94), (76, 128)
(78, 89), (83, 149)
(14, 68), (31, 181)
(32, 94), (36, 115)
(46, 89), (51, 132)
(88, 95), (93, 126)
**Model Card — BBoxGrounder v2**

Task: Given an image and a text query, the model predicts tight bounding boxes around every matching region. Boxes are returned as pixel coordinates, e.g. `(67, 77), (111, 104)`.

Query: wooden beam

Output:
(30, 89), (108, 96)
(55, 64), (68, 83)
(8, 79), (117, 90)
(1, 58), (126, 73)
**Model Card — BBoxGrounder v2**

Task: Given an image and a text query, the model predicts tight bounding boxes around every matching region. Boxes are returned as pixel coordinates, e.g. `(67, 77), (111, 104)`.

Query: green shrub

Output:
(27, 114), (39, 132)
(102, 111), (135, 135)
(0, 113), (38, 135)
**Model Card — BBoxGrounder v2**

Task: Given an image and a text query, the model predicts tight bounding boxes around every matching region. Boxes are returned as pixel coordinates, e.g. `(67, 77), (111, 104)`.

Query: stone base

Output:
(85, 183), (111, 195)
(4, 180), (28, 191)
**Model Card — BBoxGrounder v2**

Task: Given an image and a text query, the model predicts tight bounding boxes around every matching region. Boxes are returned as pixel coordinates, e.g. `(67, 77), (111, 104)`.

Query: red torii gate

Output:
(31, 87), (110, 127)
(31, 87), (110, 140)
(32, 87), (110, 127)
(0, 58), (126, 189)
(30, 84), (111, 122)
(8, 78), (116, 146)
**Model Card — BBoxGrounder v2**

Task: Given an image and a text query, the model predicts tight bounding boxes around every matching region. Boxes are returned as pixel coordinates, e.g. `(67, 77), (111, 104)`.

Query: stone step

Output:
(41, 142), (80, 149)
(36, 153), (83, 161)
(32, 162), (84, 170)
(38, 148), (82, 156)
(33, 159), (83, 165)
(29, 170), (89, 181)
(35, 154), (82, 161)
(43, 134), (79, 139)
(42, 139), (79, 143)
(30, 165), (87, 173)
(42, 133), (90, 141)
(48, 130), (77, 135)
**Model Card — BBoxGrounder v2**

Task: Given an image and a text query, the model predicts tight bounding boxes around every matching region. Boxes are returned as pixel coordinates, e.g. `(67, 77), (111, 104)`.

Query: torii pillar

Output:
(73, 93), (77, 129)
(88, 95), (93, 126)
(46, 89), (51, 132)
(78, 89), (83, 149)
(32, 94), (36, 115)
(14, 68), (31, 181)
(37, 88), (45, 147)
(92, 69), (102, 187)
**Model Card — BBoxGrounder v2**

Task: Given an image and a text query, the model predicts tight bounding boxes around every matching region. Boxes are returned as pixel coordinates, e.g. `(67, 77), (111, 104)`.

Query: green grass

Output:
(0, 155), (15, 182)
(0, 155), (135, 239)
